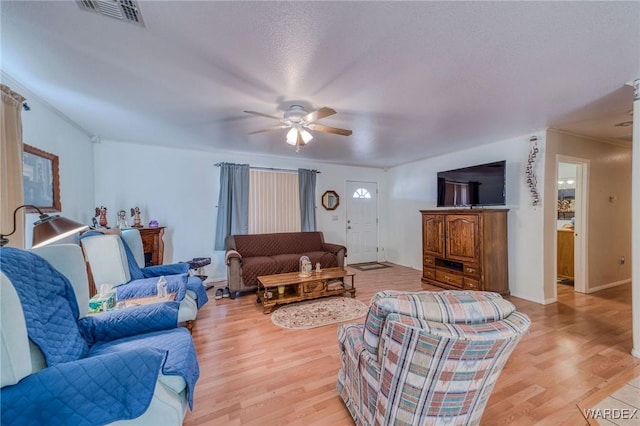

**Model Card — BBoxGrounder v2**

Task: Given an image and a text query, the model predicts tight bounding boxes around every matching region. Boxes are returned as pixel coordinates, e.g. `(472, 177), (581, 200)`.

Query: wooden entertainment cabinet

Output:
(420, 209), (509, 295)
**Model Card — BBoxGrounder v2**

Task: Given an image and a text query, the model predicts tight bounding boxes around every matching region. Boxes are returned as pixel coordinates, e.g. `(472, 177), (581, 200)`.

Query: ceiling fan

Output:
(244, 105), (352, 151)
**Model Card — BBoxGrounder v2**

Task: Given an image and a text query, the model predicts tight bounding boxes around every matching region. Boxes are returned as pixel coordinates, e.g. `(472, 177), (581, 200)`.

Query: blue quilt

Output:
(79, 302), (179, 345)
(89, 328), (200, 409)
(81, 232), (209, 309)
(0, 247), (200, 423)
(115, 274), (188, 302)
(0, 248), (88, 365)
(120, 238), (209, 309)
(1, 348), (165, 426)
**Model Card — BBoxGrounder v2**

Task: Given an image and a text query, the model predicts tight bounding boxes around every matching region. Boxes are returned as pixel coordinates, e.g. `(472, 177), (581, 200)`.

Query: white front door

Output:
(346, 181), (378, 264)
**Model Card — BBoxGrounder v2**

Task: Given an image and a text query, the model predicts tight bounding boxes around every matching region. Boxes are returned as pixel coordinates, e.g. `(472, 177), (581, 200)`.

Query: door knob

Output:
(347, 226), (352, 230)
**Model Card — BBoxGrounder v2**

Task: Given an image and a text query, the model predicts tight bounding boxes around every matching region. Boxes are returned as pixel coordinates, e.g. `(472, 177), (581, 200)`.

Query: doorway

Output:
(345, 181), (378, 264)
(555, 156), (589, 295)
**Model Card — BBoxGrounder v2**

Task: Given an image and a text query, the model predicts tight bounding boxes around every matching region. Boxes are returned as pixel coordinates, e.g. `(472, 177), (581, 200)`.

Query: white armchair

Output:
(1, 244), (193, 425)
(81, 230), (201, 328)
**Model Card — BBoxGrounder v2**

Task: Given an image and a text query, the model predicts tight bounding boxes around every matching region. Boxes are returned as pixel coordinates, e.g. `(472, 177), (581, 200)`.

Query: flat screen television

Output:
(437, 160), (506, 207)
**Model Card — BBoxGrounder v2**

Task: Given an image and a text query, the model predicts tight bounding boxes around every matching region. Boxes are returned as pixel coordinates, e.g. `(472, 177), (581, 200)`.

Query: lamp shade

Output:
(32, 215), (88, 248)
(286, 127), (298, 145)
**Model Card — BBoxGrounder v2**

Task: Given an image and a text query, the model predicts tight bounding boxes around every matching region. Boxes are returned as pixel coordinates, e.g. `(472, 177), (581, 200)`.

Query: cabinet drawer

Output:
(436, 270), (463, 288)
(464, 277), (480, 290)
(464, 264), (480, 276)
(423, 268), (436, 280)
(424, 256), (435, 267)
(303, 280), (325, 293)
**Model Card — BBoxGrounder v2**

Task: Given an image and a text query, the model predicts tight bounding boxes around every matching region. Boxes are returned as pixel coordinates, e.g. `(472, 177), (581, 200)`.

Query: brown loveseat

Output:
(225, 232), (346, 298)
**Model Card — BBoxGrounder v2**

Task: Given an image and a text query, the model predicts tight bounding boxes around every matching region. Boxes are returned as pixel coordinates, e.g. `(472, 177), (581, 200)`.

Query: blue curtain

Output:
(214, 163), (249, 250)
(298, 168), (317, 232)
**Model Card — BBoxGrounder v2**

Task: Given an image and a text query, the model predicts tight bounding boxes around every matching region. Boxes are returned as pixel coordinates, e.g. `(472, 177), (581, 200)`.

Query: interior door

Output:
(556, 157), (589, 294)
(346, 181), (378, 264)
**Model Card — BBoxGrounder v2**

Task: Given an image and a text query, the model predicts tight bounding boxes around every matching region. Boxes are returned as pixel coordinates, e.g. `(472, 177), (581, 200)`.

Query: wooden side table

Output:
(138, 226), (165, 266)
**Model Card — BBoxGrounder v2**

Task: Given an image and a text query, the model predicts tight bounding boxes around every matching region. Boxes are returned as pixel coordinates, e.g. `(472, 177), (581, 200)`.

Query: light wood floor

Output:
(185, 264), (637, 425)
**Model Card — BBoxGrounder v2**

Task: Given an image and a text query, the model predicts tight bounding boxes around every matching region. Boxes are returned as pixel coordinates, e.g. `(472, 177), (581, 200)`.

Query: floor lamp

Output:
(0, 204), (88, 248)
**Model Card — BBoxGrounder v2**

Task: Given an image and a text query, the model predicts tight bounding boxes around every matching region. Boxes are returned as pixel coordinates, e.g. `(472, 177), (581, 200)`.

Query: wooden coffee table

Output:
(257, 267), (355, 314)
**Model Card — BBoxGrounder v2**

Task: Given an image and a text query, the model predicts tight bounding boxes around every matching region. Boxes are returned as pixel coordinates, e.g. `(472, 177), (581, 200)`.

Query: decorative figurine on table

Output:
(130, 207), (142, 228)
(94, 206), (108, 228)
(298, 256), (312, 277)
(116, 210), (129, 229)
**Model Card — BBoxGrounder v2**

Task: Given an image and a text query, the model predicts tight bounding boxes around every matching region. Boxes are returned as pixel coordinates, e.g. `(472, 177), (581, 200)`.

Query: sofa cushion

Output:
(270, 254), (300, 273)
(300, 251), (339, 269)
(234, 232), (325, 257)
(241, 256), (279, 288)
(81, 234), (131, 286)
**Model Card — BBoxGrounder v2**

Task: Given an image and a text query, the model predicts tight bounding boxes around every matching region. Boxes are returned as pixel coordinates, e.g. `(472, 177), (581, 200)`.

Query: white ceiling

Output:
(1, 1), (638, 168)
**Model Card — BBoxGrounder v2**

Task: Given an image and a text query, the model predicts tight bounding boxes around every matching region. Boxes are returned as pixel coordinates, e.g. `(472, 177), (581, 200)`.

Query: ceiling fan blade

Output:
(295, 130), (304, 152)
(244, 110), (282, 121)
(303, 107), (336, 123)
(248, 125), (289, 135)
(307, 123), (352, 136)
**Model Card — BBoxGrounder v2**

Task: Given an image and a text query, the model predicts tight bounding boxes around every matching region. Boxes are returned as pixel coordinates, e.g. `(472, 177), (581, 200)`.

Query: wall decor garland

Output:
(525, 136), (540, 206)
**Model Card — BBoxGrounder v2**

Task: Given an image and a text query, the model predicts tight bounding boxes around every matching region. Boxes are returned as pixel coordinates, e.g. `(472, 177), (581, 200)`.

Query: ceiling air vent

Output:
(76, 0), (145, 27)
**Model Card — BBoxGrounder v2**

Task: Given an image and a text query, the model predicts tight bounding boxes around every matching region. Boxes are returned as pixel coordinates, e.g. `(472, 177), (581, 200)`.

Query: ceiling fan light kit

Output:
(245, 105), (352, 151)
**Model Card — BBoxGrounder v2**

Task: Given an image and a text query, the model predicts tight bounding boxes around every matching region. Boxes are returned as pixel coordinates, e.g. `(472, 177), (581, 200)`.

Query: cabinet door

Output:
(423, 214), (445, 257)
(557, 229), (574, 278)
(445, 215), (478, 262)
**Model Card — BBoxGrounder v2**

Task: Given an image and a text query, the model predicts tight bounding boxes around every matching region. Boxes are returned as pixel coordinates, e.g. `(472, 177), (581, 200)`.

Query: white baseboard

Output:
(632, 348), (640, 359)
(585, 279), (631, 294)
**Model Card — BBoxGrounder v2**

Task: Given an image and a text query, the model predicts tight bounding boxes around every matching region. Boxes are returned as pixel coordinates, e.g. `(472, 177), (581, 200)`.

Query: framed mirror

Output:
(321, 190), (339, 210)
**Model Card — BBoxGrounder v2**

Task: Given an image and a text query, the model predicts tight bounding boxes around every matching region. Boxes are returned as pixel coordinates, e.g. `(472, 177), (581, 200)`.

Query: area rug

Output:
(271, 297), (368, 330)
(350, 262), (392, 271)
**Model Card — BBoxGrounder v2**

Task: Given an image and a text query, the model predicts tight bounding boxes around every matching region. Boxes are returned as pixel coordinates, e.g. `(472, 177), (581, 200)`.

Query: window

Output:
(352, 188), (371, 199)
(248, 170), (300, 233)
(444, 182), (469, 206)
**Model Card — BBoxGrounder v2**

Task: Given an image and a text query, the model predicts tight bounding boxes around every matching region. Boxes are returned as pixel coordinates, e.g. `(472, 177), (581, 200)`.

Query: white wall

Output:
(385, 132), (547, 303)
(12, 82), (549, 304)
(6, 76), (95, 247)
(632, 80), (639, 359)
(94, 140), (386, 281)
(543, 130), (632, 300)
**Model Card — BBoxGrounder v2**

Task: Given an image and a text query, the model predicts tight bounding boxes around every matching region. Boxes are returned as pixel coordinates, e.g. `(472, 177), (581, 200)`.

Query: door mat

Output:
(350, 262), (392, 271)
(271, 297), (368, 330)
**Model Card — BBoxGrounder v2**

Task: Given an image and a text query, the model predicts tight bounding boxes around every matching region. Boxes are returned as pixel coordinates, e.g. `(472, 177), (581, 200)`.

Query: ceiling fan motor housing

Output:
(284, 105), (307, 124)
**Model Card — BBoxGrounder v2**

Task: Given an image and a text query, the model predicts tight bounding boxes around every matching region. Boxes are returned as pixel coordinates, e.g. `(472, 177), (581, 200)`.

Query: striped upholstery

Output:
(337, 290), (530, 426)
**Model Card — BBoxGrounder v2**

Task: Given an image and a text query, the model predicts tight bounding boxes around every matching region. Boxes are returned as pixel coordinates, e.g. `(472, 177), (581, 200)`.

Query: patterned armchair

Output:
(337, 290), (530, 426)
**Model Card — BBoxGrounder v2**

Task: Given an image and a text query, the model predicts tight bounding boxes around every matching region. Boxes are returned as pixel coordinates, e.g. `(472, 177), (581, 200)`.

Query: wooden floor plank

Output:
(184, 264), (634, 425)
